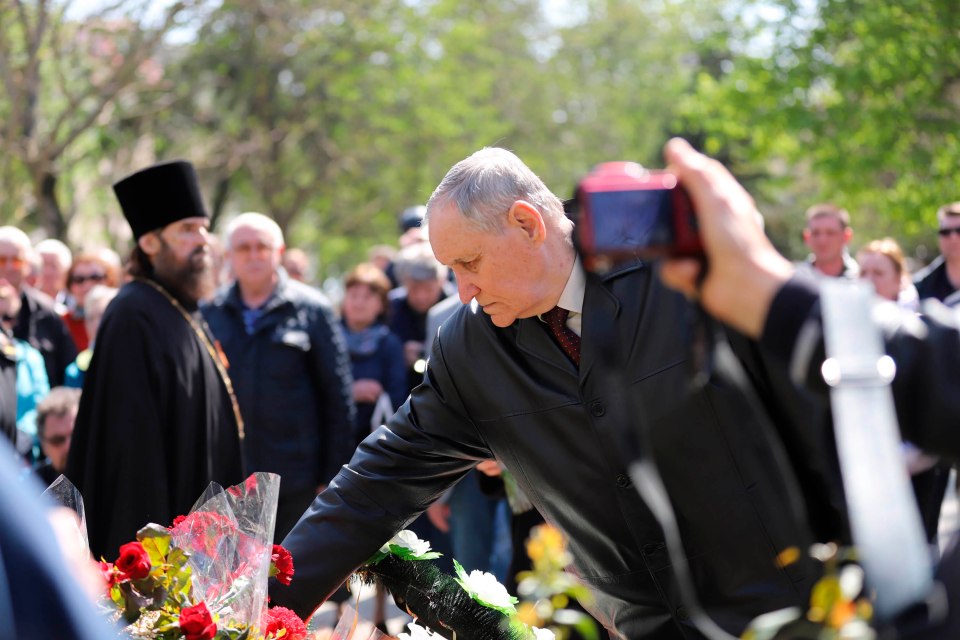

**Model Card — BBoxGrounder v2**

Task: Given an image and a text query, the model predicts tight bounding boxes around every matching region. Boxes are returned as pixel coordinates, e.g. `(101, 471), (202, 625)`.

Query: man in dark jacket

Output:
(67, 161), (244, 560)
(660, 137), (960, 639)
(202, 212), (355, 539)
(914, 201), (960, 303)
(271, 148), (837, 638)
(0, 227), (77, 387)
(388, 242), (453, 395)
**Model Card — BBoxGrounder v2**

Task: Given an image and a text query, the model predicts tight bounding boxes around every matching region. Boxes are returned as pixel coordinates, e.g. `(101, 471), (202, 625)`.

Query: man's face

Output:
(41, 410), (76, 472)
(0, 240), (29, 291)
(0, 278), (21, 321)
(803, 216), (850, 264)
(429, 203), (549, 328)
(403, 278), (443, 315)
(150, 217), (213, 303)
(39, 252), (68, 295)
(227, 224), (282, 291)
(938, 216), (960, 262)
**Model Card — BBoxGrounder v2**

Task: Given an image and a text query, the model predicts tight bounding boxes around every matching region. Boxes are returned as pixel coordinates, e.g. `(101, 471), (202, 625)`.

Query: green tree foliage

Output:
(0, 0), (206, 240)
(0, 0), (744, 271)
(679, 0), (960, 258)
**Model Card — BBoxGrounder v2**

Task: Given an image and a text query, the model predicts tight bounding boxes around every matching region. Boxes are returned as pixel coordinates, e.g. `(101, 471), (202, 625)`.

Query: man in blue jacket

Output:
(203, 212), (355, 539)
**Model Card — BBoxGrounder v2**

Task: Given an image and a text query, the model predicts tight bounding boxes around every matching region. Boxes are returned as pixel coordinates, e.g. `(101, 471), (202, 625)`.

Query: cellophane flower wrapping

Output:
(169, 472), (279, 636)
(325, 603), (389, 640)
(41, 474), (89, 549)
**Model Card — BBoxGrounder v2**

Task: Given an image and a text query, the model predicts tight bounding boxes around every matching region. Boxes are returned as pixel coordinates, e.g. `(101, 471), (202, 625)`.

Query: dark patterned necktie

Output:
(542, 306), (581, 367)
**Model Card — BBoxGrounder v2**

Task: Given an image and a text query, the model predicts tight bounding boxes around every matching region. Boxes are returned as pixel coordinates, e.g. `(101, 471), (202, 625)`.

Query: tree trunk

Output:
(37, 171), (67, 240)
(210, 174), (232, 231)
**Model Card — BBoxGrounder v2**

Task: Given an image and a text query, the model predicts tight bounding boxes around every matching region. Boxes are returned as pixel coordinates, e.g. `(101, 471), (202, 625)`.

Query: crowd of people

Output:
(0, 145), (958, 638)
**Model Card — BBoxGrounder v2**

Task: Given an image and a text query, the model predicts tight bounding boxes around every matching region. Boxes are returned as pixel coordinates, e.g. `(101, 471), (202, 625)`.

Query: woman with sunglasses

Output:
(61, 253), (119, 351)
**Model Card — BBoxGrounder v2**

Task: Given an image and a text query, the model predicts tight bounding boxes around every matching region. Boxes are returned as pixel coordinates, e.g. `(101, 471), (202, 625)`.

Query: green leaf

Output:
(365, 549), (389, 565)
(453, 558), (468, 583)
(138, 525), (172, 567)
(453, 559), (518, 615)
(387, 544), (441, 561)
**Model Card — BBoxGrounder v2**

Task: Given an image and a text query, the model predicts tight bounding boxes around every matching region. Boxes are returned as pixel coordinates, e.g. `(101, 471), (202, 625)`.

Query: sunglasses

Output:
(0, 256), (25, 268)
(938, 228), (960, 238)
(43, 434), (71, 446)
(70, 273), (107, 285)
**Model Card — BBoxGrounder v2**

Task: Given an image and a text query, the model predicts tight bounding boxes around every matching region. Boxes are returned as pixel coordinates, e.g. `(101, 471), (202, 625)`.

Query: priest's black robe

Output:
(66, 279), (244, 560)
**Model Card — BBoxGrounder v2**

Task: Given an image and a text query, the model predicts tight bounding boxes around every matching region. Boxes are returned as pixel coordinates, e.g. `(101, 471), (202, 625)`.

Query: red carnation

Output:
(171, 514), (187, 528)
(114, 542), (151, 581)
(99, 561), (120, 590)
(179, 602), (217, 640)
(270, 544), (294, 585)
(264, 606), (307, 640)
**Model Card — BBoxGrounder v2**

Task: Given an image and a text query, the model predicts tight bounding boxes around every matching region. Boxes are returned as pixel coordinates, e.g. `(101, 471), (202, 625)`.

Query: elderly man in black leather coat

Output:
(272, 147), (839, 639)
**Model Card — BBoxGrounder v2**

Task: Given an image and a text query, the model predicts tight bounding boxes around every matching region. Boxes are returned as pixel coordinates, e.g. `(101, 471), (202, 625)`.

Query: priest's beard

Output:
(151, 240), (214, 307)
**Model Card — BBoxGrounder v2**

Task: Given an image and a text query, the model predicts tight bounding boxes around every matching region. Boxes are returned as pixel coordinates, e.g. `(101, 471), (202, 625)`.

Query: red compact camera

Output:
(572, 161), (702, 273)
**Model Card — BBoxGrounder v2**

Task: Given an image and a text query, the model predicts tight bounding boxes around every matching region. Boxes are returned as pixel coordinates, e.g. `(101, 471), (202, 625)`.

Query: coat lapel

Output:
(514, 261), (638, 379)
(515, 314), (576, 376)
(579, 270), (625, 380)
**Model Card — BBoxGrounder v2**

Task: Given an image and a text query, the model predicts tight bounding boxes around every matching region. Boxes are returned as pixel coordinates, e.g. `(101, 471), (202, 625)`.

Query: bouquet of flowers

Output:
(99, 472), (308, 640)
(355, 529), (566, 640)
(742, 544), (875, 640)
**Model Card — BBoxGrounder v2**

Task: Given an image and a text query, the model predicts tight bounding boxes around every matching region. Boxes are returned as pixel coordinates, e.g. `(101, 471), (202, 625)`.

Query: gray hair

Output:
(425, 148), (565, 233)
(0, 226), (32, 254)
(224, 212), (285, 249)
(393, 242), (448, 283)
(35, 239), (73, 269)
(37, 387), (81, 438)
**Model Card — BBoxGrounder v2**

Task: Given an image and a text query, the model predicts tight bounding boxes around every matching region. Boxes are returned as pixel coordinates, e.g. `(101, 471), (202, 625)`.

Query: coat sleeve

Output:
(270, 330), (492, 621)
(308, 302), (356, 483)
(65, 308), (172, 560)
(760, 276), (960, 463)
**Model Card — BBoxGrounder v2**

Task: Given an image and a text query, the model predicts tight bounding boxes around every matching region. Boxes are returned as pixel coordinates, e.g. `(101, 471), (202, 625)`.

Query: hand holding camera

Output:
(571, 138), (794, 338)
(658, 138), (794, 337)
(572, 159), (701, 273)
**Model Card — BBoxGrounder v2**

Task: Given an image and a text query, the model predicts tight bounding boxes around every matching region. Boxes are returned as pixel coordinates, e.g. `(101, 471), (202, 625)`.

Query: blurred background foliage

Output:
(1, 0), (956, 277)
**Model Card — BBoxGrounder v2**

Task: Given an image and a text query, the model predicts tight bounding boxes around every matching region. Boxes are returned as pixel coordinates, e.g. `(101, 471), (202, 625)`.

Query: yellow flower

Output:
(516, 601), (541, 626)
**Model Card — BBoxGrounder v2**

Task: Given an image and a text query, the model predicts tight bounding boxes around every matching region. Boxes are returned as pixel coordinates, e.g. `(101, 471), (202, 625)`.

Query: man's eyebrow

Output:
(451, 254), (480, 266)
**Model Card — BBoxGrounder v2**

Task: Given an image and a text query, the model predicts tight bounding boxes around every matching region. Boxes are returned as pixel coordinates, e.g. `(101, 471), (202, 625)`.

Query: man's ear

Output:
(506, 200), (546, 244)
(843, 228), (853, 244)
(138, 232), (161, 257)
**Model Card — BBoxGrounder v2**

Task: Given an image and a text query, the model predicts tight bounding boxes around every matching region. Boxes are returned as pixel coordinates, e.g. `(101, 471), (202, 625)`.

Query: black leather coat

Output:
(275, 262), (841, 639)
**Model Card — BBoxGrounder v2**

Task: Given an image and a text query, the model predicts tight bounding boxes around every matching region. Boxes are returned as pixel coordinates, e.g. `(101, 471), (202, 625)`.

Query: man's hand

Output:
(353, 378), (384, 404)
(659, 138), (795, 338)
(475, 459), (502, 477)
(48, 507), (103, 602)
(426, 501), (451, 533)
(403, 340), (425, 368)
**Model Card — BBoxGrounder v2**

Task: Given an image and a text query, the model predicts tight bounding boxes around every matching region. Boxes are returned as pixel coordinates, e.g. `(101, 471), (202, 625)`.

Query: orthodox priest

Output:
(66, 161), (244, 560)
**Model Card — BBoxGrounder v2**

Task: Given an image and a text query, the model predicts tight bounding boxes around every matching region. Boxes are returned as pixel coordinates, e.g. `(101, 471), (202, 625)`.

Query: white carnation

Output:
(531, 627), (556, 640)
(398, 621), (446, 640)
(462, 568), (517, 612)
(383, 529), (433, 557)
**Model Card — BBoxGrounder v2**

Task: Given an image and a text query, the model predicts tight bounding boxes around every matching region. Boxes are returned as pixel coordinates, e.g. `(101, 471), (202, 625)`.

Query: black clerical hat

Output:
(113, 160), (208, 240)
